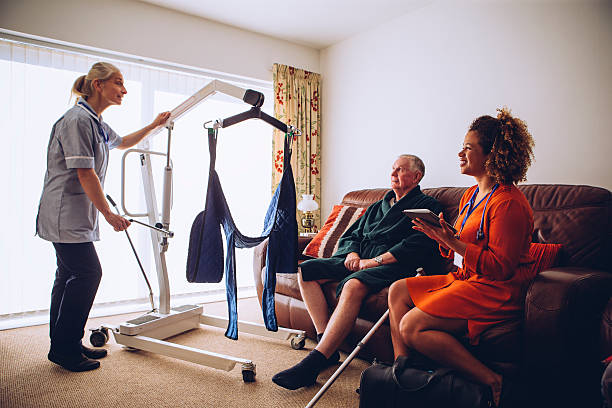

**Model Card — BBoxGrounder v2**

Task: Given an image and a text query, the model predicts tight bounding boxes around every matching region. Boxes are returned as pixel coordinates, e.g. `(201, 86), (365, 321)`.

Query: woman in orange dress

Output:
(388, 107), (535, 406)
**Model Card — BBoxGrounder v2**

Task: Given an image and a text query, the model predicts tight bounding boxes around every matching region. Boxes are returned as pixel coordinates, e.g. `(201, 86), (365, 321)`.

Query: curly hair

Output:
(469, 107), (535, 184)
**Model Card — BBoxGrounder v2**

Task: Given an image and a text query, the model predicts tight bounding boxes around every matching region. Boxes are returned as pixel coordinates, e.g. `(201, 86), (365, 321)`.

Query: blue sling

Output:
(186, 127), (297, 340)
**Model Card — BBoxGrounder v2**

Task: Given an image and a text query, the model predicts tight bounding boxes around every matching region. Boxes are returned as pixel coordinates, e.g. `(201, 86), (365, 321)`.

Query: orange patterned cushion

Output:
(528, 242), (563, 274)
(303, 205), (367, 258)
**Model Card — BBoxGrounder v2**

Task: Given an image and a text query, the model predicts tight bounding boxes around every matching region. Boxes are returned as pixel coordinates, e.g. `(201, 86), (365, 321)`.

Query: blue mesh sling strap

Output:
(186, 127), (297, 340)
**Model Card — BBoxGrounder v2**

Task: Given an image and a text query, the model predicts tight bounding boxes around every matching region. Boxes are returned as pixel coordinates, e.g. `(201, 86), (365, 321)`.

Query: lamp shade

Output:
(297, 194), (319, 212)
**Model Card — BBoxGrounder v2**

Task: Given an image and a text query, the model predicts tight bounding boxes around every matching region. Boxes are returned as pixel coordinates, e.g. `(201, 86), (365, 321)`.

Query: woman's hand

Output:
(344, 252), (361, 271)
(77, 168), (131, 232)
(151, 111), (171, 129)
(103, 211), (131, 232)
(119, 111), (172, 149)
(412, 212), (456, 250)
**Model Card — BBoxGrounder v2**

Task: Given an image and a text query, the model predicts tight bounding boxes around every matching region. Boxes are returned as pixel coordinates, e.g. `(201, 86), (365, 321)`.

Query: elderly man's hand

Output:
(344, 252), (361, 271)
(358, 259), (376, 271)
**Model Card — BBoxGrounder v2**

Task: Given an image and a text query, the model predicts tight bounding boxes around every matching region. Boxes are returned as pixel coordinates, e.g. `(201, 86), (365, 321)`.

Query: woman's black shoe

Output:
(81, 344), (107, 359)
(48, 350), (100, 372)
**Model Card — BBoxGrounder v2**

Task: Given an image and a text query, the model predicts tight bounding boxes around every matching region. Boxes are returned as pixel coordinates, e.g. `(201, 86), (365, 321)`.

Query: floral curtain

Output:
(272, 63), (321, 233)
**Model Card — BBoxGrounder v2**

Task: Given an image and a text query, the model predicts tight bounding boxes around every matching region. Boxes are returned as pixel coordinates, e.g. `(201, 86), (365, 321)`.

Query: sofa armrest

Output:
(524, 266), (612, 371)
(252, 238), (269, 305)
(252, 236), (314, 306)
(297, 235), (314, 255)
(601, 297), (612, 360)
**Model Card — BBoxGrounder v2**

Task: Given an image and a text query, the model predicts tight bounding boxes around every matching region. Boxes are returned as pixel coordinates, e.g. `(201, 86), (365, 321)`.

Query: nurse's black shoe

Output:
(81, 344), (107, 359)
(48, 350), (100, 372)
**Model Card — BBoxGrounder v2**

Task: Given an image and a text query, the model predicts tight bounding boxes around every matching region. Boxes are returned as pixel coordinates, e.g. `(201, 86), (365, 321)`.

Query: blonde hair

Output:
(71, 62), (120, 100)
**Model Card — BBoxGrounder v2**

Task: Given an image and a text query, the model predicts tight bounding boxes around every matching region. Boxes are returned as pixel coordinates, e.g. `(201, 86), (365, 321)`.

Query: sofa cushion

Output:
(303, 205), (366, 258)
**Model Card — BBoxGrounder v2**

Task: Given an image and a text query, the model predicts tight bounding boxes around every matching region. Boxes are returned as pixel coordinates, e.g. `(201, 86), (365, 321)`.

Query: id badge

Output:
(453, 252), (464, 268)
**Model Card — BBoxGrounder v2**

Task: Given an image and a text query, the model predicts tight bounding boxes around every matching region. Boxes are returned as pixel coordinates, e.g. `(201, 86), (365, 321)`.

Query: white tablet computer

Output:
(403, 209), (456, 233)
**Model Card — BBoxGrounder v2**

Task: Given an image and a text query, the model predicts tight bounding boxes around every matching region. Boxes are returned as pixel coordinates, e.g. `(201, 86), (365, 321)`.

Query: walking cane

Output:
(305, 268), (423, 408)
(305, 309), (389, 408)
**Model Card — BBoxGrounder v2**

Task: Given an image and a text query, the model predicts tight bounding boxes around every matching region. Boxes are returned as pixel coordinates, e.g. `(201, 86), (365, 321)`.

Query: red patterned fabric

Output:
(303, 205), (366, 258)
(528, 242), (563, 274)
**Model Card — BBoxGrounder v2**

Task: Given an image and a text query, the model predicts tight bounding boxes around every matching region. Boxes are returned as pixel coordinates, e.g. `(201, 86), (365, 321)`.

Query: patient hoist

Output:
(90, 80), (306, 382)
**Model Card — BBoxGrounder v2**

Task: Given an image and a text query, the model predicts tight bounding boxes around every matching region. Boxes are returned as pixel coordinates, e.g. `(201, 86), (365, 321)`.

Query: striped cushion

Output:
(303, 205), (366, 258)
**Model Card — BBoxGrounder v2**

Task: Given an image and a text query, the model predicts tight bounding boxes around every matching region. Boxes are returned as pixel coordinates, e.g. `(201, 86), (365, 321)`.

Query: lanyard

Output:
(457, 184), (499, 240)
(77, 101), (109, 143)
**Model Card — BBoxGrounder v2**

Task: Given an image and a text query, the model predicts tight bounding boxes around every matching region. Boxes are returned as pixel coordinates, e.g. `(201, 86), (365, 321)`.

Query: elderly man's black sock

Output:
(316, 333), (340, 366)
(272, 349), (327, 390)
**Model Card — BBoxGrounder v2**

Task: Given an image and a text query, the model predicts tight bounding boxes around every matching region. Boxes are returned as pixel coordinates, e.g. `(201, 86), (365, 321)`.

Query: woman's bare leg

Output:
(388, 279), (415, 359)
(399, 308), (503, 406)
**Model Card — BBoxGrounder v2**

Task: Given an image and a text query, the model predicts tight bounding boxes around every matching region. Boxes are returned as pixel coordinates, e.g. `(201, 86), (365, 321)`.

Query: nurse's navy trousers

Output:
(50, 242), (102, 354)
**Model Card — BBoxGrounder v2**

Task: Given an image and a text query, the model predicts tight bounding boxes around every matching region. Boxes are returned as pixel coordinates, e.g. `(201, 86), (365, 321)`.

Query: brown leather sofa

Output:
(253, 184), (612, 407)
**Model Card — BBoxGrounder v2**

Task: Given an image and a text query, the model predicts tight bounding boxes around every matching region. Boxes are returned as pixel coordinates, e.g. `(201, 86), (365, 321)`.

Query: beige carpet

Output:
(0, 297), (369, 408)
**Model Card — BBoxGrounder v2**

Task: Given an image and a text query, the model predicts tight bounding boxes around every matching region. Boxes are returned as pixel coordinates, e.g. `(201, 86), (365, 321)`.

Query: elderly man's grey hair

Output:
(398, 154), (425, 182)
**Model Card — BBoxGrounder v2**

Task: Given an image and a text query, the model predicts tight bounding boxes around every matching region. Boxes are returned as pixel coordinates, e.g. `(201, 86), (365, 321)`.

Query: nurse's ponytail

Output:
(71, 62), (120, 101)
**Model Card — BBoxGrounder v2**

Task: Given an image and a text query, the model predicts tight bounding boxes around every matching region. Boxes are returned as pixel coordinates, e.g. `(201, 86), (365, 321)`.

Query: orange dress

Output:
(405, 184), (534, 344)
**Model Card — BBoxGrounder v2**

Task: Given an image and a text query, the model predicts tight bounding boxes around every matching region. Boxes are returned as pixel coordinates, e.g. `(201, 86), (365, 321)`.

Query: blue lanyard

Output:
(78, 101), (109, 143)
(457, 184), (499, 240)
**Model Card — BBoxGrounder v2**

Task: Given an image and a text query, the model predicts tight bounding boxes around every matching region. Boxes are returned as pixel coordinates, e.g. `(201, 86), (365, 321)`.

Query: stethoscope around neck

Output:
(457, 183), (499, 241)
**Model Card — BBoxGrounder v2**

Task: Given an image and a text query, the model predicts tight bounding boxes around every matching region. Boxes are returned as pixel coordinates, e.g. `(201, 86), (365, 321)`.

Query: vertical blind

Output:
(0, 38), (273, 326)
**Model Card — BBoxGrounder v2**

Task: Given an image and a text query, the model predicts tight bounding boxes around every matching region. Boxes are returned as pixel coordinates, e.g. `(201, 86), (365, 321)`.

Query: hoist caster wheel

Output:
(291, 335), (306, 350)
(242, 369), (256, 383)
(89, 328), (109, 347)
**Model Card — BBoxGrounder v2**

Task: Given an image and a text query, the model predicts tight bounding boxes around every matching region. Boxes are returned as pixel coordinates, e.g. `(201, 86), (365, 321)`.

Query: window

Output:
(0, 38), (273, 327)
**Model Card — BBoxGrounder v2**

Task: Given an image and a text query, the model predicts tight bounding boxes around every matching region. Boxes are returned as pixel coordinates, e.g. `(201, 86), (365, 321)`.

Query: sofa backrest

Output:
(341, 184), (611, 272)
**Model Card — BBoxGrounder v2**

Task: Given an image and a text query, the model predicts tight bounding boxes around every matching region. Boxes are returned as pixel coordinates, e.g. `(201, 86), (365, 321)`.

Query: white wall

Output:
(320, 0), (612, 216)
(3, 0), (612, 219)
(0, 0), (319, 82)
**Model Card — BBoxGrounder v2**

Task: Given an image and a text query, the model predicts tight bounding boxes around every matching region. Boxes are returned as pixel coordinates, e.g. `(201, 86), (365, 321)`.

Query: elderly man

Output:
(273, 154), (444, 390)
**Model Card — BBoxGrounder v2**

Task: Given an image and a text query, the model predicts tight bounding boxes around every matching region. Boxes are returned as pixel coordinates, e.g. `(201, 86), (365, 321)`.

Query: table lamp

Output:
(297, 194), (319, 233)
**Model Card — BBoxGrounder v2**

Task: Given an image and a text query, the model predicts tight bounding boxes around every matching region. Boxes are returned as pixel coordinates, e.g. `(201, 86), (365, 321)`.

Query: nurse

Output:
(36, 62), (170, 372)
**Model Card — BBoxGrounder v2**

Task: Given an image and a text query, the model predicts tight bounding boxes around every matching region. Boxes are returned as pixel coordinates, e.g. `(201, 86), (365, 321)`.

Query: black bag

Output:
(359, 356), (493, 408)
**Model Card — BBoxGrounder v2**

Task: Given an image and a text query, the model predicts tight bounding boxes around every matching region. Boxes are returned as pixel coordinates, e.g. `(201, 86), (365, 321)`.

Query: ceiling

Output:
(138, 0), (431, 49)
